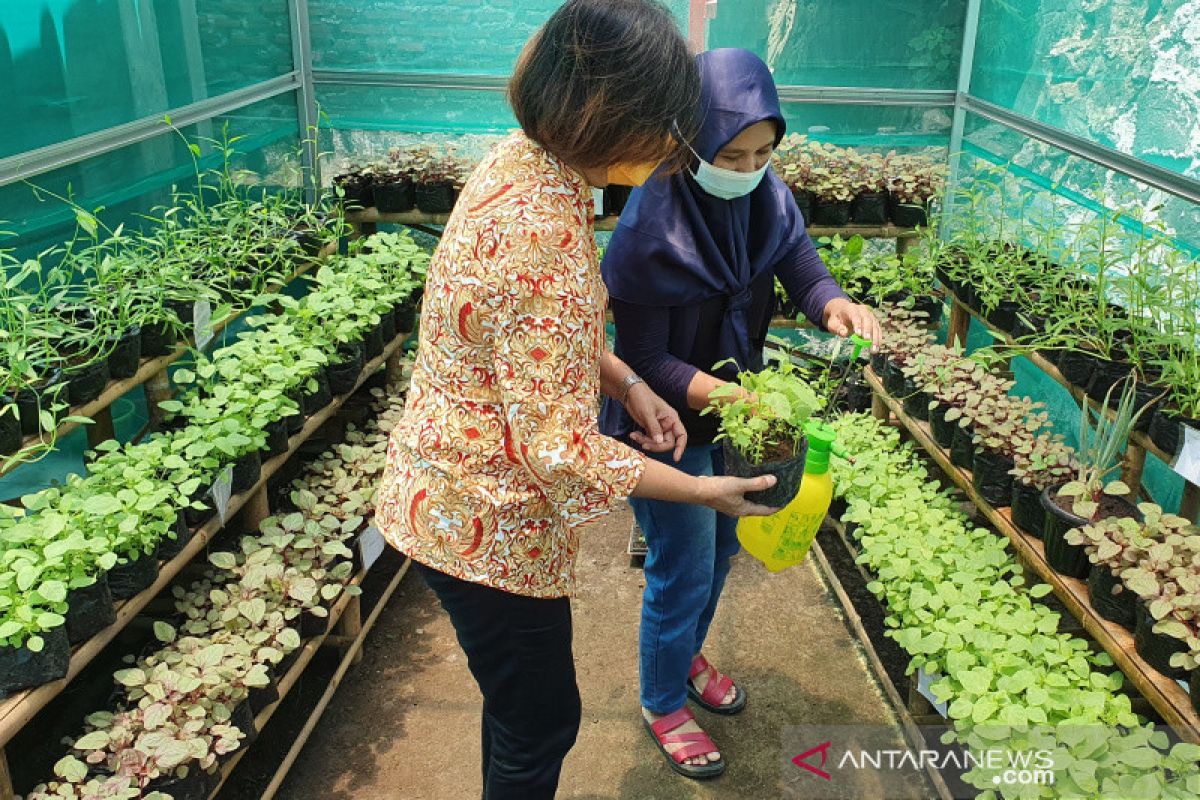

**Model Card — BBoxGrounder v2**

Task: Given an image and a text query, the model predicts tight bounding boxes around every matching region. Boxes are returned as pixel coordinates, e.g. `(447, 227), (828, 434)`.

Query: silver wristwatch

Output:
(619, 373), (645, 403)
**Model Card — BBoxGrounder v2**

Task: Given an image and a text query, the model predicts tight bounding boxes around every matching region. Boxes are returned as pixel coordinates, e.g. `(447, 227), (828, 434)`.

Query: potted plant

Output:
(886, 154), (944, 228)
(808, 158), (857, 226)
(373, 149), (416, 213)
(1040, 378), (1149, 578)
(702, 356), (818, 506)
(1008, 432), (1076, 538)
(849, 151), (888, 225)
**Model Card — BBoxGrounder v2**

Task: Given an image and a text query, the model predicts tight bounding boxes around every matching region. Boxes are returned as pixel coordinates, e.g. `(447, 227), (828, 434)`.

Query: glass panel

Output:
(0, 0), (294, 158)
(780, 103), (953, 149)
(308, 0), (690, 75)
(708, 0), (967, 90)
(971, 0), (1200, 179)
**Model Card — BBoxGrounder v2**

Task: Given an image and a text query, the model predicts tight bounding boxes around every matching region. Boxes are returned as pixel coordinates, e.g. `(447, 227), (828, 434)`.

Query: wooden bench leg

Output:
(945, 299), (969, 349)
(336, 595), (364, 665)
(85, 406), (116, 452)
(241, 485), (272, 532)
(144, 367), (173, 429)
(0, 748), (14, 800)
(871, 391), (888, 421)
(1181, 482), (1200, 524)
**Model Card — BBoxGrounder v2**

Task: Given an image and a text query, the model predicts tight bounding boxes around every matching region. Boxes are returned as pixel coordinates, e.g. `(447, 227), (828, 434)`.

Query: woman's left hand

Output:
(822, 298), (883, 345)
(624, 383), (689, 462)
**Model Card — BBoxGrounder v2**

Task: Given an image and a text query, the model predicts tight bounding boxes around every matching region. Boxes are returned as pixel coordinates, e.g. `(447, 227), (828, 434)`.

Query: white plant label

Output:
(592, 187), (605, 218)
(1172, 424), (1200, 486)
(212, 466), (233, 525)
(193, 300), (214, 351)
(358, 526), (386, 572)
(916, 667), (950, 718)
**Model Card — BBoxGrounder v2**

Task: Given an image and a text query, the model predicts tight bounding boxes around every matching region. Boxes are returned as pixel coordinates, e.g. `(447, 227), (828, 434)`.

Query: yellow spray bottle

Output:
(735, 334), (867, 571)
(735, 421), (843, 571)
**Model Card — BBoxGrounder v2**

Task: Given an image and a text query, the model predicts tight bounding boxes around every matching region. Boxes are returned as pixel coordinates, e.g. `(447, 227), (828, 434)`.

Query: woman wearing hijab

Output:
(375, 9), (784, 798)
(600, 48), (882, 779)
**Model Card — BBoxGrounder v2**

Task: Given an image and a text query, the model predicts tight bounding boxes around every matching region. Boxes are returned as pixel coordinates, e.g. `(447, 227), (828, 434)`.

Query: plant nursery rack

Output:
(0, 329), (412, 800)
(344, 209), (921, 252)
(0, 243), (338, 481)
(864, 366), (1200, 744)
(942, 295), (1200, 521)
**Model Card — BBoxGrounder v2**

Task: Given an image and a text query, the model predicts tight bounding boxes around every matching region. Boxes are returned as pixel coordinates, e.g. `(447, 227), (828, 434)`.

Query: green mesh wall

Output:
(309, 0), (690, 135)
(0, 0), (294, 159)
(971, 0), (1200, 180)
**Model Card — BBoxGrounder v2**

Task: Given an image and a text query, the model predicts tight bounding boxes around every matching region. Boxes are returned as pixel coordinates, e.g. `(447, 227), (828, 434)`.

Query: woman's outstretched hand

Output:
(822, 297), (883, 345)
(625, 383), (689, 461)
(695, 475), (780, 517)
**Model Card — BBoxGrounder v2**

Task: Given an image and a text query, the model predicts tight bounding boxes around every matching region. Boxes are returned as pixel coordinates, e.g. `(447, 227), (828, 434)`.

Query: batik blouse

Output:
(375, 133), (646, 598)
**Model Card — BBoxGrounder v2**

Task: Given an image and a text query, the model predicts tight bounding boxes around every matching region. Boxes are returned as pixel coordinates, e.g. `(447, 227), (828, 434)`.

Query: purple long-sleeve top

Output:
(601, 231), (846, 445)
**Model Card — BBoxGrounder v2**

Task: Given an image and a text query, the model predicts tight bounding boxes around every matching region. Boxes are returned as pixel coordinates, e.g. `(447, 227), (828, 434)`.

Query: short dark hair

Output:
(508, 0), (700, 171)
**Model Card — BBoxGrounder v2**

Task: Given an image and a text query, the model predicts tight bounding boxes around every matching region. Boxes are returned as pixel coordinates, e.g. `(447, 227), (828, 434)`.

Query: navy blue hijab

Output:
(601, 48), (805, 372)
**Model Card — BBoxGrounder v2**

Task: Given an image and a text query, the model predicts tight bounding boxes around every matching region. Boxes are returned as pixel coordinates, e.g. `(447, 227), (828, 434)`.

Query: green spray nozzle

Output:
(804, 420), (852, 469)
(849, 334), (871, 361)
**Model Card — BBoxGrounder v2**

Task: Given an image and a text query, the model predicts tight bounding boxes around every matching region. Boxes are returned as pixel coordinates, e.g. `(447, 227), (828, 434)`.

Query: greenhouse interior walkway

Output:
(270, 506), (929, 800)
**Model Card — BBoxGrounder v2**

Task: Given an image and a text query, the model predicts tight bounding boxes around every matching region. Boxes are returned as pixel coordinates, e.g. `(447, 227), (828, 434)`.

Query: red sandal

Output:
(643, 706), (726, 779)
(688, 654), (747, 715)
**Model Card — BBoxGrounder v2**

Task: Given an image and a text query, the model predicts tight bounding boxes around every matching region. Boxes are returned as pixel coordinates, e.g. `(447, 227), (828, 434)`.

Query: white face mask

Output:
(686, 142), (770, 200)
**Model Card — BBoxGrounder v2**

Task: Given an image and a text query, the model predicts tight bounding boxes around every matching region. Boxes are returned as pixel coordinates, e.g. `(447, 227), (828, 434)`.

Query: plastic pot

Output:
(328, 346), (366, 395)
(64, 357), (110, 405)
(812, 199), (851, 227)
(65, 573), (116, 645)
(303, 368), (333, 416)
(793, 189), (813, 226)
(909, 295), (944, 326)
(1010, 481), (1047, 539)
(1084, 358), (1135, 404)
(249, 676), (281, 716)
(140, 319), (178, 357)
(901, 378), (931, 422)
(869, 350), (888, 376)
(984, 301), (1021, 336)
(1056, 349), (1098, 389)
(284, 387), (307, 434)
(415, 182), (458, 214)
(380, 307), (398, 344)
(301, 608), (331, 638)
(972, 449), (1015, 507)
(158, 512), (195, 561)
(108, 546), (160, 599)
(851, 191), (888, 224)
(1040, 487), (1137, 579)
(950, 424), (975, 470)
(0, 400), (19, 456)
(167, 297), (195, 328)
(928, 403), (957, 449)
(829, 496), (849, 520)
(230, 699), (258, 746)
(1009, 313), (1046, 343)
(145, 768), (214, 800)
(721, 436), (809, 508)
(890, 202), (928, 228)
(16, 371), (69, 437)
(845, 378), (872, 413)
(0, 624), (70, 698)
(373, 179), (415, 213)
(230, 449), (262, 495)
(183, 486), (215, 529)
(1134, 603), (1188, 679)
(394, 300), (418, 334)
(882, 360), (906, 396)
(1087, 565), (1136, 630)
(363, 323), (385, 361)
(263, 417), (290, 459)
(1148, 409), (1199, 458)
(106, 327), (143, 380)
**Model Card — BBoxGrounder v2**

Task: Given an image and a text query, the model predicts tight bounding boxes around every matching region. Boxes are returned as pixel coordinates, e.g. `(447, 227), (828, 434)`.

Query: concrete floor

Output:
(276, 506), (930, 800)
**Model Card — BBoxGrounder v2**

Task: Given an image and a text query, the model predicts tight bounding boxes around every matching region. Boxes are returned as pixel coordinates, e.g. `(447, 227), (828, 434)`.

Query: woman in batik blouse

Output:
(374, 2), (777, 797)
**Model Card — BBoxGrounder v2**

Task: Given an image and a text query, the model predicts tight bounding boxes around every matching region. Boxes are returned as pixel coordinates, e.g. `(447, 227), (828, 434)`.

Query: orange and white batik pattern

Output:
(375, 133), (646, 598)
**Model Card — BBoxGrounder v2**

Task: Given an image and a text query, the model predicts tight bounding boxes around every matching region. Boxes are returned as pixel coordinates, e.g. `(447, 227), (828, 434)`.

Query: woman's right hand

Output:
(695, 475), (780, 517)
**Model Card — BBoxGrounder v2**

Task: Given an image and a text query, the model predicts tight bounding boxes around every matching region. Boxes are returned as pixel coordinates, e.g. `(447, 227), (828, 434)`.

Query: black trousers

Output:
(416, 562), (582, 800)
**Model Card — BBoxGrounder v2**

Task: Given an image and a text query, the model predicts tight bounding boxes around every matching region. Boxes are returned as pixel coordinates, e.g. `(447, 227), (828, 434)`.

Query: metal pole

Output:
(288, 0), (320, 204)
(945, 0), (982, 234)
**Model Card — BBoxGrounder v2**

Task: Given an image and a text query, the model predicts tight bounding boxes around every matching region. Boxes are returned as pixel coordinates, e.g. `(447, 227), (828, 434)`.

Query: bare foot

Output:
(690, 655), (738, 707)
(643, 708), (721, 766)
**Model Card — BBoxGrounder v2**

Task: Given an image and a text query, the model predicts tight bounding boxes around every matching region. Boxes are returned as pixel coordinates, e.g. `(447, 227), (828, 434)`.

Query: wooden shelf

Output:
(345, 208), (921, 240)
(864, 365), (1200, 743)
(206, 557), (411, 800)
(0, 329), (411, 750)
(1, 245), (337, 479)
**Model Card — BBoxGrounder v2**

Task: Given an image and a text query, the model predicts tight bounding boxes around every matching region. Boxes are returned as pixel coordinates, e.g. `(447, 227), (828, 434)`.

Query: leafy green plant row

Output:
(0, 127), (344, 469)
(829, 413), (1200, 798)
(26, 382), (406, 799)
(0, 233), (427, 692)
(933, 173), (1200, 428)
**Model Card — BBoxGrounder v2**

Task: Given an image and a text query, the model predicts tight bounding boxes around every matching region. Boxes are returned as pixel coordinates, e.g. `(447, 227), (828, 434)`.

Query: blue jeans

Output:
(630, 443), (740, 714)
